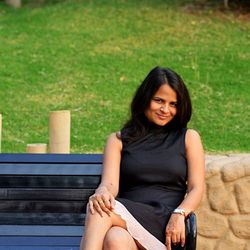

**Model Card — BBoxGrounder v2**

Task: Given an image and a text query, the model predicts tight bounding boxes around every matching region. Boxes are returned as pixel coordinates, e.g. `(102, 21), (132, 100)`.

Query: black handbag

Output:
(184, 212), (197, 250)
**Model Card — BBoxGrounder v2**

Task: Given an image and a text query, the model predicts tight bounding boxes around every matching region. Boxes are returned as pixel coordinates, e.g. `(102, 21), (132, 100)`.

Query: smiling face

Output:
(144, 83), (178, 126)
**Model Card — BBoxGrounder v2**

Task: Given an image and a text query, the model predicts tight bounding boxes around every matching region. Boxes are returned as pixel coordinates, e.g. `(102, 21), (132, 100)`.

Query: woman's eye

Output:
(170, 102), (177, 107)
(154, 98), (163, 103)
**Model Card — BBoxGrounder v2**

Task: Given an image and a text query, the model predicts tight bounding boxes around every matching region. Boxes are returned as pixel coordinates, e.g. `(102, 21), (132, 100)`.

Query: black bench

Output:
(0, 153), (102, 250)
(0, 153), (197, 250)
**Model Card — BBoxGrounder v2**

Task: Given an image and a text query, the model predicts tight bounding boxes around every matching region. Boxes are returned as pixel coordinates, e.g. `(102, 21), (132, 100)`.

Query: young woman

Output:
(80, 66), (205, 250)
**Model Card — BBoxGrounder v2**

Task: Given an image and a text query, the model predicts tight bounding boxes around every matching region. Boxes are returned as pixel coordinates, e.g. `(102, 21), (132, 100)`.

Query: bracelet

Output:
(172, 208), (186, 217)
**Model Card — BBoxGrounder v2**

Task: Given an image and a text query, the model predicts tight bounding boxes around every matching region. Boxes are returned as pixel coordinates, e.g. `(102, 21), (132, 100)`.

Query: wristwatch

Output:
(172, 208), (186, 217)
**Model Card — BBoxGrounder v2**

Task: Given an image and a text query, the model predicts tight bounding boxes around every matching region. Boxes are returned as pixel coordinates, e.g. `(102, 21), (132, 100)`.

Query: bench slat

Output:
(0, 153), (102, 164)
(0, 163), (102, 175)
(0, 200), (86, 213)
(0, 213), (85, 225)
(0, 188), (95, 200)
(0, 176), (100, 188)
(0, 236), (81, 246)
(0, 225), (83, 236)
(0, 247), (79, 250)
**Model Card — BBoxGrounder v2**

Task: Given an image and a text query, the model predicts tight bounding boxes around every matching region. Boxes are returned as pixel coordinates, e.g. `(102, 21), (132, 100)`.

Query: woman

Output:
(80, 66), (205, 250)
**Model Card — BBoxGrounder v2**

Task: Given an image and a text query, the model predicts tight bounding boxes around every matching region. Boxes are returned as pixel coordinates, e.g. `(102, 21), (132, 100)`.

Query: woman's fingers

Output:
(165, 225), (185, 249)
(98, 199), (111, 216)
(88, 193), (115, 216)
(165, 213), (186, 248)
(173, 229), (182, 245)
(88, 201), (95, 214)
(171, 230), (178, 245)
(166, 232), (172, 250)
(109, 195), (116, 209)
(93, 200), (103, 217)
(102, 196), (112, 209)
(180, 228), (186, 247)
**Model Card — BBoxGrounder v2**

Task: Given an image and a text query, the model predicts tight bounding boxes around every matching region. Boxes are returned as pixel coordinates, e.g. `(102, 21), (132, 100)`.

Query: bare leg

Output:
(80, 206), (133, 250)
(103, 226), (139, 250)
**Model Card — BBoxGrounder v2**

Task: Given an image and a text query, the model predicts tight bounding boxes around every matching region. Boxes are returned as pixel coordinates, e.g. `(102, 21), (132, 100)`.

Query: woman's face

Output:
(144, 83), (177, 126)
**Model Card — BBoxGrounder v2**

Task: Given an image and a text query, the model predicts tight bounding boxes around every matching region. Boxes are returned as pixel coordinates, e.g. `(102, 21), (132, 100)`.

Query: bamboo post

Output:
(224, 0), (229, 9)
(0, 114), (2, 153)
(5, 0), (21, 8)
(49, 110), (71, 153)
(26, 143), (47, 153)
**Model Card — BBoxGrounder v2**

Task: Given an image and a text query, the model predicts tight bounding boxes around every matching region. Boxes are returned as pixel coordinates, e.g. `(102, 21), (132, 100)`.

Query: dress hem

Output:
(113, 200), (167, 250)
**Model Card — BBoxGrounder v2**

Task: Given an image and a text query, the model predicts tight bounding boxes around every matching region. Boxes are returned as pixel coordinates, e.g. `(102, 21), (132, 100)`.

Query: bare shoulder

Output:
(185, 129), (203, 149)
(106, 131), (122, 150)
(107, 131), (121, 141)
(186, 129), (201, 139)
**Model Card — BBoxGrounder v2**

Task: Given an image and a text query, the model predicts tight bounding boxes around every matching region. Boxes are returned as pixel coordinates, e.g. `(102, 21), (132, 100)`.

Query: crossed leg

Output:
(104, 226), (140, 250)
(80, 206), (140, 250)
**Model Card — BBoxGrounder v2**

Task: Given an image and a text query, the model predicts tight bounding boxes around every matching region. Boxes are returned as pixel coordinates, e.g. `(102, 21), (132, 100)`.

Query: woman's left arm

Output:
(165, 129), (205, 250)
(178, 128), (205, 213)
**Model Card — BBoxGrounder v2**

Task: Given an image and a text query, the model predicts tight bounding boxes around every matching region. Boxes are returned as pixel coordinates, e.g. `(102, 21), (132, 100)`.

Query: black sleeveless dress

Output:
(116, 127), (188, 249)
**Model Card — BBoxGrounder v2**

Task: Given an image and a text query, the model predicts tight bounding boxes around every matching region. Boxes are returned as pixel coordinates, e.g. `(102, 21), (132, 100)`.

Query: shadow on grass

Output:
(20, 0), (250, 16)
(184, 0), (250, 13)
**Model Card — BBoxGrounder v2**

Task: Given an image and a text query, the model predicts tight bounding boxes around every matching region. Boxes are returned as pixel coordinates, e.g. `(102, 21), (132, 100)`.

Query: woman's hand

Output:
(88, 186), (116, 217)
(165, 213), (185, 250)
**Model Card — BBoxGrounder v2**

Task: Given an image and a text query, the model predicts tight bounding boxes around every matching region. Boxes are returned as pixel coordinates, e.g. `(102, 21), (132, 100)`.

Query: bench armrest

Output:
(185, 212), (197, 250)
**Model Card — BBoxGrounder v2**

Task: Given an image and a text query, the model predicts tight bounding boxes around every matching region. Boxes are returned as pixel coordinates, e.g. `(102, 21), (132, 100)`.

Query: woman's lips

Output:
(156, 113), (168, 120)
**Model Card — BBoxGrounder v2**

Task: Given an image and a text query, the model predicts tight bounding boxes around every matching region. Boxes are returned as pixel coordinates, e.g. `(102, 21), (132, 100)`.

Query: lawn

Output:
(0, 0), (249, 153)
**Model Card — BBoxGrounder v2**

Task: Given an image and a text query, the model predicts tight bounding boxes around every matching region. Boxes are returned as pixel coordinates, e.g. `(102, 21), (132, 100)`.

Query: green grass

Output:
(0, 0), (249, 153)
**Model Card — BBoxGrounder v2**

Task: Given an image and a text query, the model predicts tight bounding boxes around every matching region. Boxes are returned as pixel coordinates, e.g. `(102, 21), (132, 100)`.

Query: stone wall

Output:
(196, 154), (250, 250)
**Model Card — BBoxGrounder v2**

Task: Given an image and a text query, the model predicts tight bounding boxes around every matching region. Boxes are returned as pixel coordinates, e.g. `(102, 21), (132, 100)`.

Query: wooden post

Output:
(224, 0), (229, 9)
(0, 114), (2, 153)
(5, 0), (21, 8)
(49, 110), (71, 153)
(26, 144), (47, 153)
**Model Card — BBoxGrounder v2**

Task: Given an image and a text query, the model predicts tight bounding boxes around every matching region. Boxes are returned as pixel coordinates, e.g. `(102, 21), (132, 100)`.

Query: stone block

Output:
(235, 177), (250, 213)
(229, 215), (250, 239)
(207, 175), (238, 214)
(245, 241), (250, 250)
(197, 235), (215, 250)
(199, 190), (209, 207)
(241, 157), (250, 176)
(228, 153), (250, 158)
(205, 155), (227, 165)
(196, 208), (228, 238)
(215, 231), (246, 250)
(206, 157), (240, 179)
(222, 160), (245, 182)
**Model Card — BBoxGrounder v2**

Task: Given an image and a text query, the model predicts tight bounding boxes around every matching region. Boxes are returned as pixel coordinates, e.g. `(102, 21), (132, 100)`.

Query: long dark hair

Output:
(121, 66), (192, 143)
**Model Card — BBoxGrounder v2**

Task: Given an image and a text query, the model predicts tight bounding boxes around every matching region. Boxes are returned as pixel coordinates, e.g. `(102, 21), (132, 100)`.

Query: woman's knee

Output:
(84, 206), (110, 226)
(103, 226), (132, 249)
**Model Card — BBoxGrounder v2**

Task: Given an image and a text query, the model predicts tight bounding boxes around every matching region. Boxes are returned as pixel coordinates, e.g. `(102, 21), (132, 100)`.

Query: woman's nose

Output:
(160, 105), (169, 112)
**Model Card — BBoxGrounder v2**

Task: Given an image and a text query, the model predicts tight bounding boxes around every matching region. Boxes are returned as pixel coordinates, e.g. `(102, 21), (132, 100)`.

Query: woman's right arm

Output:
(88, 132), (122, 216)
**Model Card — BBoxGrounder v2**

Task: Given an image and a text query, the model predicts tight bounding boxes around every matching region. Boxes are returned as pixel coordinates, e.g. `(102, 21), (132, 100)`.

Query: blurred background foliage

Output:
(0, 0), (249, 153)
